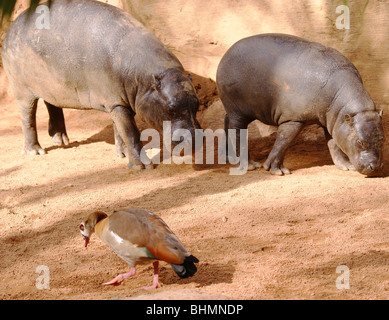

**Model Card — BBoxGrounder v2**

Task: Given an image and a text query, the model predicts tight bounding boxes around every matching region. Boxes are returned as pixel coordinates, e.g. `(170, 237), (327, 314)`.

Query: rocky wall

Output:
(1, 0), (388, 111)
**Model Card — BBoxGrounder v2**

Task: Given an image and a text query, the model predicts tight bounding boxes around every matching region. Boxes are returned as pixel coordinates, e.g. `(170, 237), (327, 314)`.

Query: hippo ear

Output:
(344, 114), (353, 126)
(376, 105), (384, 118)
(152, 74), (162, 91)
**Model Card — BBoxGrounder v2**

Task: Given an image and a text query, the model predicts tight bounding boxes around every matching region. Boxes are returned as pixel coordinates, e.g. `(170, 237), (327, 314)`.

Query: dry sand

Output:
(0, 91), (388, 300)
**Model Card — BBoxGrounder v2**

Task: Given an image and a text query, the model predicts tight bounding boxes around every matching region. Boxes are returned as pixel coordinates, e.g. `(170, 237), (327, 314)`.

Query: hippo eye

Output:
(80, 224), (84, 231)
(152, 75), (162, 90)
(357, 140), (368, 148)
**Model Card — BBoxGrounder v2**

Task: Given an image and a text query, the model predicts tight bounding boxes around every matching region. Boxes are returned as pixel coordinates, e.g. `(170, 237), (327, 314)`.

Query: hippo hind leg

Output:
(263, 121), (304, 175)
(17, 97), (46, 155)
(224, 113), (261, 171)
(45, 101), (69, 146)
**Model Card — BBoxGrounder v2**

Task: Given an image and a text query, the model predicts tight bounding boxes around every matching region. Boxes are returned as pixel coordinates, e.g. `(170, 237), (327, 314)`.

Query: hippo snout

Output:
(359, 162), (383, 175)
(357, 151), (383, 175)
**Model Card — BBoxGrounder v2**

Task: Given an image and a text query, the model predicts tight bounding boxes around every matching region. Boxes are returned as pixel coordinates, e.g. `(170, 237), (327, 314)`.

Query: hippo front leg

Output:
(263, 121), (304, 175)
(113, 123), (126, 158)
(324, 129), (355, 171)
(45, 101), (69, 146)
(110, 106), (152, 170)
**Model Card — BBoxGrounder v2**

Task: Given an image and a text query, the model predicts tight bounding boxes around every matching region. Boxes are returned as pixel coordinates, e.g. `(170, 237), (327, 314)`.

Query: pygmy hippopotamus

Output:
(217, 33), (385, 176)
(2, 0), (200, 169)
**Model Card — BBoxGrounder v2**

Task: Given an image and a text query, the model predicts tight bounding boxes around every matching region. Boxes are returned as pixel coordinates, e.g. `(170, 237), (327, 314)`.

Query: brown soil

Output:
(1, 91), (388, 300)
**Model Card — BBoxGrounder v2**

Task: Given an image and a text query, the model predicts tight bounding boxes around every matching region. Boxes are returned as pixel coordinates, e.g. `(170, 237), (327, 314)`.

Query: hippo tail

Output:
(170, 255), (199, 278)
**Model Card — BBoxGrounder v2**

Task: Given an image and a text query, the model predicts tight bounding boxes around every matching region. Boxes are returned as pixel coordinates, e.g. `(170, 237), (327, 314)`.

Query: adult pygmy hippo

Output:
(2, 0), (200, 169)
(217, 33), (384, 176)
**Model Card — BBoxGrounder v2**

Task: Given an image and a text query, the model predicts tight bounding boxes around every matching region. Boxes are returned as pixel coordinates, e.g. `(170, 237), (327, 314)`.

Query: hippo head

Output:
(334, 110), (385, 175)
(137, 68), (200, 149)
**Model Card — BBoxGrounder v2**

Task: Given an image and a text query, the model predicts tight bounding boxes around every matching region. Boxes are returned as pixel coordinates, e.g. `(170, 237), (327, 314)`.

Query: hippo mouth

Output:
(363, 167), (384, 177)
(357, 162), (384, 176)
(83, 235), (90, 247)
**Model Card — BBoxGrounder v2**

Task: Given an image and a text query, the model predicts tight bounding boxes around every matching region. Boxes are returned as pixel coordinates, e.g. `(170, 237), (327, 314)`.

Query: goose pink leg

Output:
(138, 261), (162, 290)
(102, 267), (136, 286)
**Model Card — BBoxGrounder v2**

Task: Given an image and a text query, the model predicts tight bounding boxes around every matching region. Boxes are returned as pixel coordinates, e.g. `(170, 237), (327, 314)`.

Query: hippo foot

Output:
(52, 132), (69, 146)
(332, 155), (356, 171)
(332, 156), (356, 171)
(263, 159), (290, 176)
(331, 152), (355, 171)
(144, 163), (154, 170)
(22, 144), (46, 155)
(247, 160), (262, 171)
(230, 159), (261, 172)
(335, 161), (356, 171)
(116, 150), (126, 158)
(226, 156), (261, 171)
(126, 161), (154, 170)
(126, 162), (144, 170)
(115, 145), (127, 158)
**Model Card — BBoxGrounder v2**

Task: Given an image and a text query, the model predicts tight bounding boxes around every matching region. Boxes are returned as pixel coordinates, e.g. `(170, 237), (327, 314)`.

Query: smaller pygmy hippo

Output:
(217, 33), (385, 176)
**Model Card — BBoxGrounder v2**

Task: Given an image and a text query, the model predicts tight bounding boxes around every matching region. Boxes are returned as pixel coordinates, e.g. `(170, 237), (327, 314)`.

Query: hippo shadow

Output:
(245, 125), (333, 172)
(43, 121), (332, 173)
(44, 123), (115, 153)
(43, 120), (232, 171)
(44, 114), (389, 176)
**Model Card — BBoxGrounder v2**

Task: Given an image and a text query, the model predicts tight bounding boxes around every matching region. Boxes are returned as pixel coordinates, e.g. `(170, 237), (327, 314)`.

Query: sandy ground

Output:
(0, 92), (388, 300)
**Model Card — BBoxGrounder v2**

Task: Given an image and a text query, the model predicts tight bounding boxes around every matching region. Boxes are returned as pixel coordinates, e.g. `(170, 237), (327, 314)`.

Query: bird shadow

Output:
(158, 261), (236, 288)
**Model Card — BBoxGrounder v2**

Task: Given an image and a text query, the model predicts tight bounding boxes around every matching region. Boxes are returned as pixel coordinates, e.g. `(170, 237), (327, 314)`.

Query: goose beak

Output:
(83, 235), (90, 247)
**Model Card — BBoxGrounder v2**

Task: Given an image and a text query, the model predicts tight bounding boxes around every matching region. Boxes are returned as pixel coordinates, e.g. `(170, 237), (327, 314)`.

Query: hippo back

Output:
(2, 0), (182, 110)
